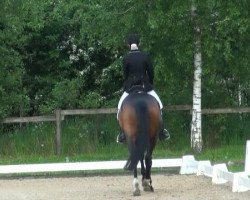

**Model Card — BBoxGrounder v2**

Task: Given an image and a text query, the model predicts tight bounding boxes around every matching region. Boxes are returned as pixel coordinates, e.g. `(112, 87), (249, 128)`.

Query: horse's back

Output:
(122, 92), (160, 112)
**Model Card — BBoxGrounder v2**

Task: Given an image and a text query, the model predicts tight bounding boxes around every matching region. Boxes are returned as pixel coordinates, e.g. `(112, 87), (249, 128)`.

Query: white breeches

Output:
(147, 90), (163, 109)
(117, 90), (163, 119)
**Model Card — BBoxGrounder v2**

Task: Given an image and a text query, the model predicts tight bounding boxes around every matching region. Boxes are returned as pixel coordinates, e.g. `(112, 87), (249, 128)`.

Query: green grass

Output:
(196, 145), (246, 162)
(0, 114), (249, 174)
(0, 143), (246, 172)
(0, 143), (184, 164)
(196, 144), (246, 172)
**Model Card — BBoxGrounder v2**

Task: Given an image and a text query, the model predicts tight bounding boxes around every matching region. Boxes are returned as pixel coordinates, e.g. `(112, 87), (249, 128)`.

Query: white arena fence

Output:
(0, 140), (249, 193)
(180, 140), (250, 192)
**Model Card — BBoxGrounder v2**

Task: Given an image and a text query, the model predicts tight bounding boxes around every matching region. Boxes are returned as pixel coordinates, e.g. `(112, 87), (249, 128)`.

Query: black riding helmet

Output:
(127, 33), (140, 45)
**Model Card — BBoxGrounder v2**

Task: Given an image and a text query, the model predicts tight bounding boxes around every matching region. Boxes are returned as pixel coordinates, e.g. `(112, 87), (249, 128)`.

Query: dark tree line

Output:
(0, 0), (249, 119)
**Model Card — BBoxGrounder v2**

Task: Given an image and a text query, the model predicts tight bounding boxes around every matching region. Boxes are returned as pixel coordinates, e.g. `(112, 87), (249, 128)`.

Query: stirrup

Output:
(116, 132), (126, 143)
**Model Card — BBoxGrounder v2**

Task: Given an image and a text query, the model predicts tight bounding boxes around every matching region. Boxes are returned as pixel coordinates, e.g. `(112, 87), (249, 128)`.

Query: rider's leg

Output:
(116, 127), (126, 143)
(116, 92), (129, 143)
(147, 90), (170, 141)
(159, 110), (170, 141)
(147, 90), (163, 109)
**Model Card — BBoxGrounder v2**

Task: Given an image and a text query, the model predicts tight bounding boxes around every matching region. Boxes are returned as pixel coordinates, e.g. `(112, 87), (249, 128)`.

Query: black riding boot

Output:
(159, 111), (170, 141)
(159, 126), (170, 141)
(116, 131), (126, 143)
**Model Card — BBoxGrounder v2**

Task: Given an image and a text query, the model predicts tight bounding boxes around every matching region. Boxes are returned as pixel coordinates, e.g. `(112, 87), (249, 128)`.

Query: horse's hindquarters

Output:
(118, 93), (161, 196)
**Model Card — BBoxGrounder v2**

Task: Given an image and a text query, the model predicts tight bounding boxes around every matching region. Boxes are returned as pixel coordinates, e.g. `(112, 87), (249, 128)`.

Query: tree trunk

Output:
(238, 84), (242, 106)
(191, 4), (202, 152)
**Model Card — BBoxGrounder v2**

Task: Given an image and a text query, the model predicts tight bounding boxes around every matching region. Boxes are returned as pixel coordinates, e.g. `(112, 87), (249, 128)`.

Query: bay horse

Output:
(118, 87), (162, 196)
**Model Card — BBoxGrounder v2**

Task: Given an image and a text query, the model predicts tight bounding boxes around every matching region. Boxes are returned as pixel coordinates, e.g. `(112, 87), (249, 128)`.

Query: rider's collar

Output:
(130, 43), (139, 51)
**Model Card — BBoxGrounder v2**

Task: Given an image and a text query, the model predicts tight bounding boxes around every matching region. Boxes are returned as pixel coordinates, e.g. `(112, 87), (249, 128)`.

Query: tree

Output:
(190, 3), (203, 152)
(0, 0), (30, 118)
(1, 0), (249, 148)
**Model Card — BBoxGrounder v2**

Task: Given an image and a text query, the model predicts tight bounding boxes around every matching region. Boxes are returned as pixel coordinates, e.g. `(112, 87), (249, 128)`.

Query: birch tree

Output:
(191, 3), (202, 152)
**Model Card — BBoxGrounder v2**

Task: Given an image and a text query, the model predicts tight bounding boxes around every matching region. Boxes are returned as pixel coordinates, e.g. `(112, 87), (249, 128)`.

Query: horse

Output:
(118, 87), (162, 196)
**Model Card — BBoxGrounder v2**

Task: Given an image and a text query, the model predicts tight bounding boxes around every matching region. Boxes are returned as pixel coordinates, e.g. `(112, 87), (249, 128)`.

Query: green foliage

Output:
(0, 123), (55, 156)
(0, 0), (249, 157)
(1, 0), (249, 117)
(79, 92), (104, 108)
(199, 0), (250, 107)
(0, 3), (30, 118)
(203, 114), (250, 147)
(40, 79), (81, 112)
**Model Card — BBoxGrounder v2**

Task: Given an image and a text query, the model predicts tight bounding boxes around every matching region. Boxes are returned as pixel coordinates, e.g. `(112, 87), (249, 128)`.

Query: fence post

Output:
(55, 109), (62, 155)
(245, 140), (250, 175)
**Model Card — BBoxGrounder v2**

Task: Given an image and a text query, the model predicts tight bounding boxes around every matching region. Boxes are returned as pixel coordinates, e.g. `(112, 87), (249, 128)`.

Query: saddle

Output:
(127, 85), (147, 94)
(127, 85), (161, 109)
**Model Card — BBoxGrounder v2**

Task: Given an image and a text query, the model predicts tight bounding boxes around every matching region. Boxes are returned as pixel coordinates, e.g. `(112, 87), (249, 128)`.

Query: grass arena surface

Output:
(1, 174), (250, 200)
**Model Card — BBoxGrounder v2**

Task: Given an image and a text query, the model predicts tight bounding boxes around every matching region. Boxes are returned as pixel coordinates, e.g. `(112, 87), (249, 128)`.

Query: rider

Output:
(116, 33), (170, 143)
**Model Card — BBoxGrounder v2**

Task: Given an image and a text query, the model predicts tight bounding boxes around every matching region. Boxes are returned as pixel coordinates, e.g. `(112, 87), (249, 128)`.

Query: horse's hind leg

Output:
(140, 158), (146, 179)
(133, 168), (140, 196)
(142, 150), (154, 192)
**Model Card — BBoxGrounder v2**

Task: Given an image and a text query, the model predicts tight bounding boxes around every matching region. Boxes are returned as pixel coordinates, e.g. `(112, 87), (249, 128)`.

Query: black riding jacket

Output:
(123, 49), (154, 93)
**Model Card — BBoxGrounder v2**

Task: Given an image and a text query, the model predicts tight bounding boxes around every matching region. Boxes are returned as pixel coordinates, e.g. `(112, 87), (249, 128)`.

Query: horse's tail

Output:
(124, 99), (149, 171)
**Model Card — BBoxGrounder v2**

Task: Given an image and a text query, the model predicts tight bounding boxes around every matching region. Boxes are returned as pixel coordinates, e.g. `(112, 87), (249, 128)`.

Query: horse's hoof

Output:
(133, 178), (141, 196)
(142, 179), (154, 192)
(143, 185), (154, 192)
(133, 189), (141, 196)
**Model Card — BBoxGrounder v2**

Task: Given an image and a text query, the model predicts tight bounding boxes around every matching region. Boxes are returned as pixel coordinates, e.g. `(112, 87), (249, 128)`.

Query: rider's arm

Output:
(123, 56), (128, 81)
(146, 54), (154, 85)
